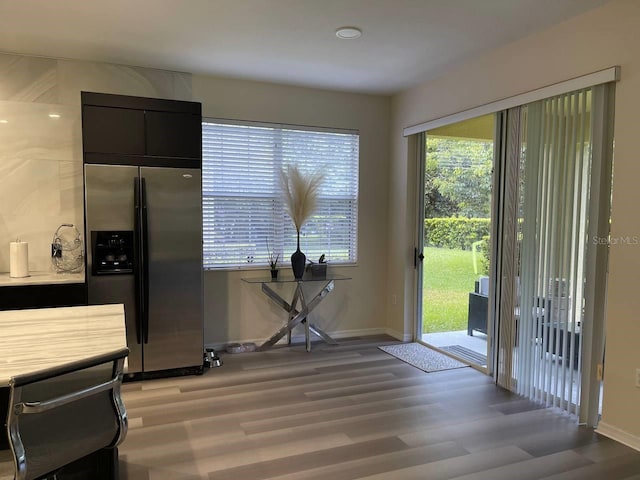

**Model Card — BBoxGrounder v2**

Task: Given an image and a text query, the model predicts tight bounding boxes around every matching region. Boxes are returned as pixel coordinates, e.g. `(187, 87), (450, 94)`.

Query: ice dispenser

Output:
(91, 231), (134, 275)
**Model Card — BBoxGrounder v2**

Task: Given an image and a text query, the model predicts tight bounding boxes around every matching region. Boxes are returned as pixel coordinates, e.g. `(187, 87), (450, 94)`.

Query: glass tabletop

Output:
(241, 273), (352, 284)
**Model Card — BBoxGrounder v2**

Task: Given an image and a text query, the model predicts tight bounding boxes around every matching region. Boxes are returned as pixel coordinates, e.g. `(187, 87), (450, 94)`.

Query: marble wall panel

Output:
(58, 161), (84, 221)
(0, 215), (9, 272)
(0, 158), (60, 218)
(171, 71), (193, 101)
(0, 102), (81, 163)
(57, 60), (192, 106)
(0, 53), (57, 103)
(0, 159), (83, 272)
(0, 52), (193, 274)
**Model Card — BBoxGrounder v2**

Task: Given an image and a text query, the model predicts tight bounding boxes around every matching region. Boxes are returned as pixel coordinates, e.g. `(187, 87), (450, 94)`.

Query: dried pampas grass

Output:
(280, 165), (323, 234)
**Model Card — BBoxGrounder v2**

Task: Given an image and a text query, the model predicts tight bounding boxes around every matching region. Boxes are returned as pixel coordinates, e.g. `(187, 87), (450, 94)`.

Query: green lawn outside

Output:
(422, 246), (477, 333)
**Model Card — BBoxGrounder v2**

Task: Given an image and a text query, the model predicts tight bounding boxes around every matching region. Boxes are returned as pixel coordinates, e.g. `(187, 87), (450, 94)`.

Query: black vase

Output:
(291, 235), (306, 279)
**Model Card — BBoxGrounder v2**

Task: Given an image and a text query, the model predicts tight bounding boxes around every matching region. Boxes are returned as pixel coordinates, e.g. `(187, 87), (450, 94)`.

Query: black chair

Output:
(1, 348), (128, 480)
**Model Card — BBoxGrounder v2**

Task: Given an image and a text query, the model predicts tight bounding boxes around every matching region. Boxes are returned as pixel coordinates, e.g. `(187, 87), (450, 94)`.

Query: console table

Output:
(242, 274), (351, 352)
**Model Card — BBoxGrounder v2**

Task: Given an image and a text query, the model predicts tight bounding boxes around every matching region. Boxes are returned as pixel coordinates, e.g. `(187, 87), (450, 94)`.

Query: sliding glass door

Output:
(415, 83), (614, 424)
(417, 114), (497, 370)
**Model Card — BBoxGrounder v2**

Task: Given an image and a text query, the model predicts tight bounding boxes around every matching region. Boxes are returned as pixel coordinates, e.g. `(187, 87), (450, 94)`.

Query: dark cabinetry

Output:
(82, 106), (145, 155)
(81, 92), (202, 163)
(0, 388), (7, 450)
(145, 110), (202, 158)
(0, 283), (87, 311)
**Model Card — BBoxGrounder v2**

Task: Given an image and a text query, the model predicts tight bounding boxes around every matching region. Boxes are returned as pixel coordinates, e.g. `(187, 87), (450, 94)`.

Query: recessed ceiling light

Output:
(335, 26), (362, 40)
(0, 119), (7, 124)
(48, 113), (61, 119)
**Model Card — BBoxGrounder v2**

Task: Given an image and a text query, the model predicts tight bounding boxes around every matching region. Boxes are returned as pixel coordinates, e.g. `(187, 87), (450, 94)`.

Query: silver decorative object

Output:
(51, 223), (84, 273)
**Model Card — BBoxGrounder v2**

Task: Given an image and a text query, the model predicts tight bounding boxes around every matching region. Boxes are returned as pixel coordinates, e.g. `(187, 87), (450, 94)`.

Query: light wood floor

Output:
(118, 336), (640, 479)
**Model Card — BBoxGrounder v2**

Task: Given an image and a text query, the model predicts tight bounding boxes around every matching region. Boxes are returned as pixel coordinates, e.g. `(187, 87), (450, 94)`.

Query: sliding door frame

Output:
(404, 68), (619, 137)
(413, 123), (497, 375)
(414, 132), (426, 346)
(490, 110), (509, 382)
(408, 70), (618, 417)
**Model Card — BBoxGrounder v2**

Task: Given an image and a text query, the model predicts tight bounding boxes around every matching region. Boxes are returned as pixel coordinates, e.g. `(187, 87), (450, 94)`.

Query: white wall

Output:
(389, 0), (640, 444)
(192, 75), (391, 346)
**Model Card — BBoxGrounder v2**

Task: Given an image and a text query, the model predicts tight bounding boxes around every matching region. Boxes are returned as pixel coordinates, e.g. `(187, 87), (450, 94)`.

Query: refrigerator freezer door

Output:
(141, 167), (203, 372)
(84, 164), (143, 374)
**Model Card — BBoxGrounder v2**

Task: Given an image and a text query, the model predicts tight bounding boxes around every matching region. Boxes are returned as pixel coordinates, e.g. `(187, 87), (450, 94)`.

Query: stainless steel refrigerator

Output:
(84, 164), (203, 376)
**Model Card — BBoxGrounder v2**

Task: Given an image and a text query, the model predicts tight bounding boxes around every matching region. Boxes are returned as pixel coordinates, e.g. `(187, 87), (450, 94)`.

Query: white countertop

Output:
(0, 304), (126, 385)
(0, 271), (85, 286)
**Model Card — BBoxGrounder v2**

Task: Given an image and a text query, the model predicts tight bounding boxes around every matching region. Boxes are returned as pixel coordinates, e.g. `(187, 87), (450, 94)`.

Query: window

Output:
(202, 120), (359, 268)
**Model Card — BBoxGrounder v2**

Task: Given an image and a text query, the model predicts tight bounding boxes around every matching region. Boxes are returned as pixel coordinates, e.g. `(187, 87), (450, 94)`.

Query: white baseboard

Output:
(205, 342), (232, 352)
(206, 327), (404, 352)
(279, 327), (390, 345)
(596, 421), (640, 452)
(205, 337), (267, 352)
(327, 327), (389, 339)
(384, 327), (412, 342)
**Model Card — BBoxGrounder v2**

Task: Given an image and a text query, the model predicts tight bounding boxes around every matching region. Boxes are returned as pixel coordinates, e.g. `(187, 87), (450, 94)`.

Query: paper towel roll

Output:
(10, 241), (29, 278)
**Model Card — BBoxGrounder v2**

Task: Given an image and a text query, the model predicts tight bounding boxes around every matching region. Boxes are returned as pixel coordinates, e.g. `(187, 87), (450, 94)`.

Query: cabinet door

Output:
(145, 111), (202, 159)
(82, 105), (145, 154)
(0, 283), (87, 310)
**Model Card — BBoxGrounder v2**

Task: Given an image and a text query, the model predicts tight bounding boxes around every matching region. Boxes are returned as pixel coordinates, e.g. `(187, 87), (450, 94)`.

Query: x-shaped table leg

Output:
(258, 280), (338, 351)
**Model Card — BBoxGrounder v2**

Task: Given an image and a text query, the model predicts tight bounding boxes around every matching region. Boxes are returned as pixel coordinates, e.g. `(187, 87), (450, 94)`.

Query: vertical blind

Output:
(497, 88), (598, 416)
(202, 120), (359, 268)
(495, 107), (523, 391)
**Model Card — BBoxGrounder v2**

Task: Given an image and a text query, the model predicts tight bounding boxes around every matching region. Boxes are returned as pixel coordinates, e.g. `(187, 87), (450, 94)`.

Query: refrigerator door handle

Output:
(133, 178), (142, 345)
(141, 177), (150, 344)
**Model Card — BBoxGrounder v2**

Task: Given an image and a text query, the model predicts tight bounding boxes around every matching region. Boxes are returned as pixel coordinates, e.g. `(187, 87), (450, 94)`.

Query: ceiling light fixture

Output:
(48, 113), (61, 119)
(0, 119), (8, 124)
(335, 26), (362, 40)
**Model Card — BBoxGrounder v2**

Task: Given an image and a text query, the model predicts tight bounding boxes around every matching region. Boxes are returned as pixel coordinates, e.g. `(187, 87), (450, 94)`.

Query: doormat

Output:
(440, 345), (487, 366)
(378, 343), (468, 373)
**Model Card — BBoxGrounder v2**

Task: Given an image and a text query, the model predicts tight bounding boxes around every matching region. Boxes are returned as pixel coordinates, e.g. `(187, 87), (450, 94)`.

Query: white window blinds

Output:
(202, 120), (359, 268)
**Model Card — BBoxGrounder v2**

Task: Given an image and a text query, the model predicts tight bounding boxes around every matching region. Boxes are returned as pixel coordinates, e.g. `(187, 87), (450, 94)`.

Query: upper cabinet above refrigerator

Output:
(81, 92), (202, 162)
(145, 110), (202, 159)
(82, 106), (146, 155)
